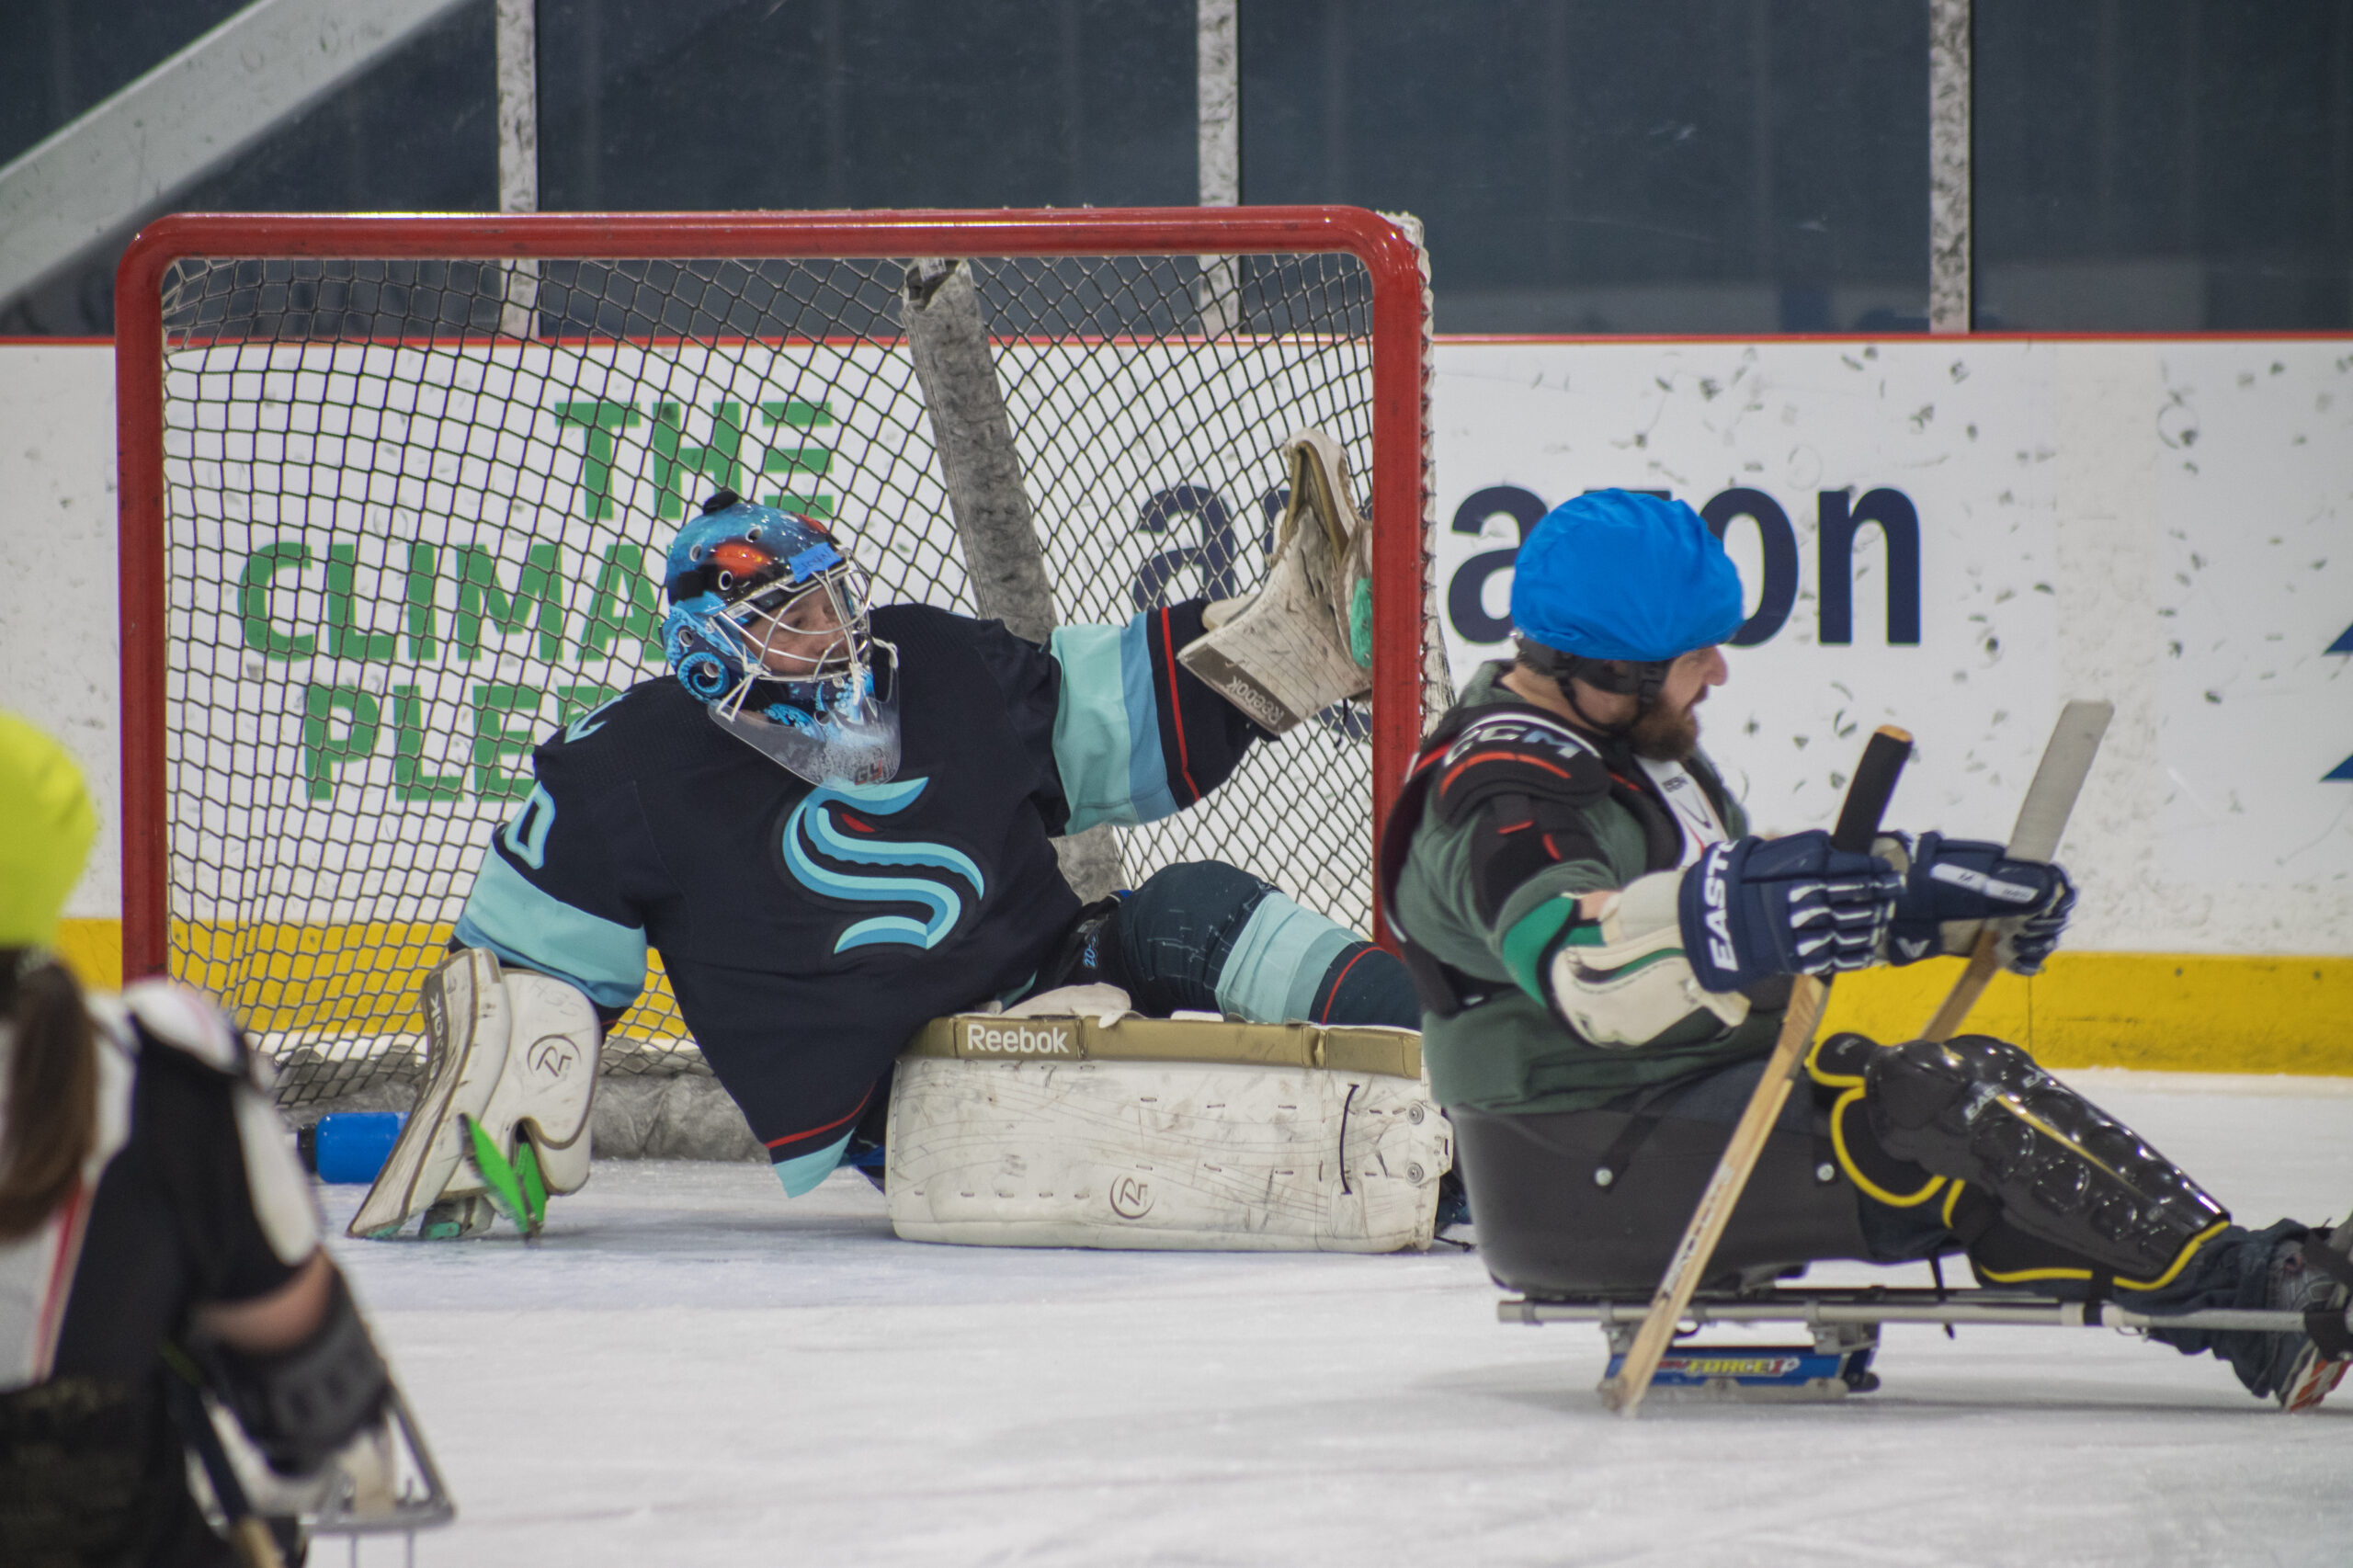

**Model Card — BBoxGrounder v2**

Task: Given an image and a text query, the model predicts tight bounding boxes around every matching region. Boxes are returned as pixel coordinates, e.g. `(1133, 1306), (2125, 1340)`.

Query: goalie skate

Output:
(348, 949), (598, 1240)
(1178, 428), (1373, 734)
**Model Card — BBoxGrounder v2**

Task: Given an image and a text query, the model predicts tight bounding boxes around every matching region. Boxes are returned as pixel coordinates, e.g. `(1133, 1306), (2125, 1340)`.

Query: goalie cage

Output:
(113, 208), (1449, 1123)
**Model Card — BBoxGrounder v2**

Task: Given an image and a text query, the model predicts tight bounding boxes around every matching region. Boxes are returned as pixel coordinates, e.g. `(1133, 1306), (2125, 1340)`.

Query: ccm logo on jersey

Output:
(963, 1023), (1077, 1057)
(1441, 715), (1595, 769)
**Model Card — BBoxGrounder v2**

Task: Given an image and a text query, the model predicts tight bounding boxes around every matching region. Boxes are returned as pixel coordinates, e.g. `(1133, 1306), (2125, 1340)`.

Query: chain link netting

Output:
(153, 248), (1439, 1113)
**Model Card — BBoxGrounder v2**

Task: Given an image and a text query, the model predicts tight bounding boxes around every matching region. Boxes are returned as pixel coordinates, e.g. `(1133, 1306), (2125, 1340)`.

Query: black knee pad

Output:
(1115, 861), (1275, 1016)
(1806, 1031), (1947, 1211)
(1120, 860), (1271, 937)
(1309, 941), (1419, 1028)
(1862, 1034), (2231, 1286)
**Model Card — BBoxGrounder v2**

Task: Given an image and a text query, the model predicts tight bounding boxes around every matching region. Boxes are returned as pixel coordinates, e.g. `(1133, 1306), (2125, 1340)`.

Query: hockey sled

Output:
(887, 1000), (1448, 1253)
(1501, 1285), (2353, 1403)
(188, 1383), (455, 1557)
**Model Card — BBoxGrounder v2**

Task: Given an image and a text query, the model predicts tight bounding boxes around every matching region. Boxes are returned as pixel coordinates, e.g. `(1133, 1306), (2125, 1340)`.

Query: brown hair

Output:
(0, 954), (98, 1240)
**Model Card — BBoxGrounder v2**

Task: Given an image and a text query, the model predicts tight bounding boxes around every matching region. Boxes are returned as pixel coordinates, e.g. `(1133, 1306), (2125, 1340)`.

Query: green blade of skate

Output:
(513, 1140), (550, 1236)
(460, 1113), (531, 1233)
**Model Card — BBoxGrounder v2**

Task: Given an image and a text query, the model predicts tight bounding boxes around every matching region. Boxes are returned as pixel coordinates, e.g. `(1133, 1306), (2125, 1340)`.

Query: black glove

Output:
(1679, 832), (1902, 992)
(1878, 832), (2077, 976)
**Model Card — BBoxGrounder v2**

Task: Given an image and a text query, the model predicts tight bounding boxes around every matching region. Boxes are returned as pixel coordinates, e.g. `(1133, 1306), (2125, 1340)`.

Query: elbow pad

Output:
(1545, 872), (1750, 1049)
(205, 1268), (391, 1476)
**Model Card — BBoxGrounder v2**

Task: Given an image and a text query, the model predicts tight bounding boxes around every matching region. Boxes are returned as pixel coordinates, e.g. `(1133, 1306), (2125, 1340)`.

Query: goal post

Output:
(113, 207), (1440, 1106)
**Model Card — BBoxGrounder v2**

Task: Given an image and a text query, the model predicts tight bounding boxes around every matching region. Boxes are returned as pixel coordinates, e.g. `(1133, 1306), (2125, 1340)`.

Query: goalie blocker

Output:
(885, 989), (1449, 1252)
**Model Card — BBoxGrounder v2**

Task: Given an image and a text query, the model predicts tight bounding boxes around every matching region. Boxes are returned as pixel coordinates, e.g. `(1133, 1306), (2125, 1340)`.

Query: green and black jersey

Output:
(1387, 664), (1785, 1115)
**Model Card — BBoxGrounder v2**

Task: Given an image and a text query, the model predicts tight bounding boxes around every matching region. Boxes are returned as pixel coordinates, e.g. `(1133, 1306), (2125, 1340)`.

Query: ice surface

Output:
(322, 1072), (2353, 1567)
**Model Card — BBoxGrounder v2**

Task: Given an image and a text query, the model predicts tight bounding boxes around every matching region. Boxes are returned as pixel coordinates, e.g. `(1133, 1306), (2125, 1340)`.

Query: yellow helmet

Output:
(0, 711), (98, 950)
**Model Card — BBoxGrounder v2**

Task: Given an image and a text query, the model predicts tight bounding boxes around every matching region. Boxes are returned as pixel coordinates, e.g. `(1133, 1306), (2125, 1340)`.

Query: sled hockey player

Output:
(355, 435), (1421, 1242)
(0, 714), (443, 1564)
(1380, 489), (2351, 1410)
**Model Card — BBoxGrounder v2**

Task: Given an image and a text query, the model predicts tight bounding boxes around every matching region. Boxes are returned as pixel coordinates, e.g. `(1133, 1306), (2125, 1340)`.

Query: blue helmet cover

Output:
(1507, 489), (1746, 662)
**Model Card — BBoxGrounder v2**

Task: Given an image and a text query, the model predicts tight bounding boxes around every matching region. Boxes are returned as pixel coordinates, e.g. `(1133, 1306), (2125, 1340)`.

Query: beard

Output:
(1629, 697), (1700, 762)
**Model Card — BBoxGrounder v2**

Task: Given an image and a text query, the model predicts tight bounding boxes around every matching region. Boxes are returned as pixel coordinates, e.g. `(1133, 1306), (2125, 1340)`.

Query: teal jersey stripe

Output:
(1050, 619), (1180, 833)
(454, 849), (648, 1011)
(1116, 614), (1176, 823)
(1215, 891), (1357, 1025)
(1498, 895), (1581, 1006)
(773, 1132), (850, 1198)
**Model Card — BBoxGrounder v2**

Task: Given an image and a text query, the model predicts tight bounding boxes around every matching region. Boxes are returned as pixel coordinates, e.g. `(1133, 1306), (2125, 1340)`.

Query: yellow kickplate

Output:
(904, 1013), (1423, 1081)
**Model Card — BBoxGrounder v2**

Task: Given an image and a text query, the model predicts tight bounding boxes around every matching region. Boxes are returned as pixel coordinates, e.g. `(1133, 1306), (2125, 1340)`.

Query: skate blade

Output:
(1601, 1346), (1877, 1403)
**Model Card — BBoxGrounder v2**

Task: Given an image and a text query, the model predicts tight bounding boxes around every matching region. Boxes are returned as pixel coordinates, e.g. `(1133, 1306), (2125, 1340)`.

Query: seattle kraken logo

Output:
(780, 777), (985, 953)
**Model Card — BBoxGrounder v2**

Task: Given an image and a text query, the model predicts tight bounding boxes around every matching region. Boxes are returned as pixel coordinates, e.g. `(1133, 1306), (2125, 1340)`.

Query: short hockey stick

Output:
(1918, 699), (2112, 1043)
(1600, 725), (1914, 1417)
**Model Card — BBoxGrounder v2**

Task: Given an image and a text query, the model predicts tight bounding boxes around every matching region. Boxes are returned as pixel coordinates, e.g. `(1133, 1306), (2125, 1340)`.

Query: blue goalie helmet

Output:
(661, 491), (901, 785)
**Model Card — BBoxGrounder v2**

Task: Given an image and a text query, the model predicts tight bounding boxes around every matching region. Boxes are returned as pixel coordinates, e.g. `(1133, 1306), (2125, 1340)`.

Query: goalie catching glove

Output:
(1177, 428), (1373, 734)
(1874, 831), (2076, 974)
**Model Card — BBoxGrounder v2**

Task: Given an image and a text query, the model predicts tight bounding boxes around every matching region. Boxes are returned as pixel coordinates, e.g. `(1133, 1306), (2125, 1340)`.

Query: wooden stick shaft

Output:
(1600, 974), (1830, 1412)
(1920, 932), (2001, 1043)
(1600, 723), (1912, 1417)
(1919, 699), (2109, 1044)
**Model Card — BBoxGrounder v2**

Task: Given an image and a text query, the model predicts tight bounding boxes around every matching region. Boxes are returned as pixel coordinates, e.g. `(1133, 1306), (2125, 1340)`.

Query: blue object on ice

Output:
(315, 1111), (404, 1184)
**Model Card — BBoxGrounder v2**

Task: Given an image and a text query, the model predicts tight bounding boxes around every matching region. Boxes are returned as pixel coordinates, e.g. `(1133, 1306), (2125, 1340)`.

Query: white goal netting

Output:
(137, 231), (1439, 1114)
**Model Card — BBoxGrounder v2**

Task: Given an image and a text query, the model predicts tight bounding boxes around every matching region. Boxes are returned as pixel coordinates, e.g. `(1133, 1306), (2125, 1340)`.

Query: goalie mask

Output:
(661, 491), (900, 786)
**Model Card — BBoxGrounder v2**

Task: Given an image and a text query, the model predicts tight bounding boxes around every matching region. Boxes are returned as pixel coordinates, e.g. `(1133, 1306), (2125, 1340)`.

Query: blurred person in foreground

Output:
(0, 712), (429, 1565)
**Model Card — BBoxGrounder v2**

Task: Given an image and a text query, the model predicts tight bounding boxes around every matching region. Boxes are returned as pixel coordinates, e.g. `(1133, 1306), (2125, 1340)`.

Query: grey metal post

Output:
(899, 259), (1122, 901)
(1197, 0), (1240, 334)
(1928, 0), (1972, 334)
(496, 0), (540, 335)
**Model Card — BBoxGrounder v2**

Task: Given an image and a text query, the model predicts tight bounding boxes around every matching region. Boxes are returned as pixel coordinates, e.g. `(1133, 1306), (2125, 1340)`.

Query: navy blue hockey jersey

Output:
(451, 600), (1256, 1191)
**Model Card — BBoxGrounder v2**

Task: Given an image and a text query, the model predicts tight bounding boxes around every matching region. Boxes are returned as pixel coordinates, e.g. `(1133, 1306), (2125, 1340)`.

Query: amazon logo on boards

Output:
(1445, 485), (1922, 651)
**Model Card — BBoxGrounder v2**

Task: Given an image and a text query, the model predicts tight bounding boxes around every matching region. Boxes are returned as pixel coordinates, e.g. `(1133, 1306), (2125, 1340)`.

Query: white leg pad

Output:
(349, 949), (510, 1238)
(479, 971), (599, 1196)
(347, 952), (598, 1238)
(884, 1057), (1450, 1253)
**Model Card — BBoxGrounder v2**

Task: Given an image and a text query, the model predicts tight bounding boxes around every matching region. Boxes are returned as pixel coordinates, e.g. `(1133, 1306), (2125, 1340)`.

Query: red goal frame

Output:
(112, 206), (1432, 982)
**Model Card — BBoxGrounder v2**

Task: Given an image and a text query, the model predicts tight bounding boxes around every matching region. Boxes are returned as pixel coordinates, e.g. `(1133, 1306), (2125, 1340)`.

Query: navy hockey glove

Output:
(1878, 832), (2077, 975)
(1678, 832), (1902, 993)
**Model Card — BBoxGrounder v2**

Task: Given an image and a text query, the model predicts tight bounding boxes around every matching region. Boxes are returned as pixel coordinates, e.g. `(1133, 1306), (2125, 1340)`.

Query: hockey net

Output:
(116, 210), (1443, 1118)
